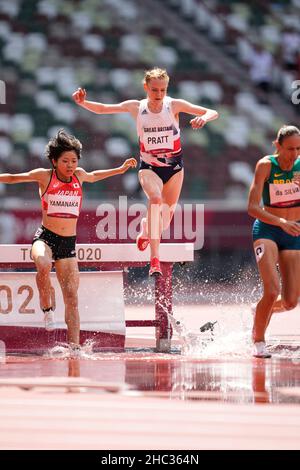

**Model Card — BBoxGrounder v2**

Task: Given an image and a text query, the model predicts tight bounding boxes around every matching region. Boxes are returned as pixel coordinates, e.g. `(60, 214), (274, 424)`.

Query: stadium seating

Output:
(0, 0), (298, 201)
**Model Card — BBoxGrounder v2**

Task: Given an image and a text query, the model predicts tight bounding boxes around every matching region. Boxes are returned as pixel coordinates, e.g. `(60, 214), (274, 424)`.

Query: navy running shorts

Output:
(252, 219), (300, 250)
(32, 225), (77, 261)
(139, 155), (183, 184)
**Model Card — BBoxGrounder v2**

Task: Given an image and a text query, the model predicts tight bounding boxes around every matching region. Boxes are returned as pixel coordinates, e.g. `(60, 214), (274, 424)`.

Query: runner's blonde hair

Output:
(143, 68), (169, 84)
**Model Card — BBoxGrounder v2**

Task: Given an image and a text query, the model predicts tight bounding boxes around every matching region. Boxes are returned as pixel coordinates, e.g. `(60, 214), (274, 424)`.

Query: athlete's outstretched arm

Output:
(0, 168), (49, 184)
(72, 87), (139, 116)
(76, 158), (137, 184)
(172, 99), (219, 129)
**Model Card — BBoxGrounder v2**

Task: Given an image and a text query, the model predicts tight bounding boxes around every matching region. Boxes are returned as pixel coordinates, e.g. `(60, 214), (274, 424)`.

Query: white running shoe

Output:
(253, 341), (271, 358)
(44, 310), (56, 331)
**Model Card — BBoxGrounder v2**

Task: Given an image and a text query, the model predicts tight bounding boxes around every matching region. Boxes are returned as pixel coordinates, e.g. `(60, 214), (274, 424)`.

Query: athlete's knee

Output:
(149, 194), (162, 206)
(35, 257), (51, 275)
(282, 296), (298, 311)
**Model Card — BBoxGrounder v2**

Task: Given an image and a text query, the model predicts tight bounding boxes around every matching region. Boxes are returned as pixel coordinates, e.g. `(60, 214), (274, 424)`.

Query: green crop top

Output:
(262, 155), (300, 207)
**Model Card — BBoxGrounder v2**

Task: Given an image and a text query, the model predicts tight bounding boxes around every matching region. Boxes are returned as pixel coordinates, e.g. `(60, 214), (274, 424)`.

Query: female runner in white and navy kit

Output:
(0, 130), (136, 349)
(73, 68), (219, 276)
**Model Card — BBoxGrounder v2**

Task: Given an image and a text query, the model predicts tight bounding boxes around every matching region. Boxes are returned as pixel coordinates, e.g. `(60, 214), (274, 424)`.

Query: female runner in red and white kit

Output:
(0, 129), (136, 350)
(72, 68), (219, 276)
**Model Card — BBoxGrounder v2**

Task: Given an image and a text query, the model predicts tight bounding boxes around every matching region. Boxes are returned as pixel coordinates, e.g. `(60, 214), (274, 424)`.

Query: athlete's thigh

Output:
(162, 169), (184, 207)
(278, 250), (300, 297)
(138, 169), (163, 198)
(31, 240), (52, 264)
(160, 170), (184, 228)
(253, 238), (279, 286)
(55, 257), (79, 293)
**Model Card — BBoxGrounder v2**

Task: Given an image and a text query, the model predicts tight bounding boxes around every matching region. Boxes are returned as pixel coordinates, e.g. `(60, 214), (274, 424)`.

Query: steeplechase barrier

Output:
(0, 243), (194, 353)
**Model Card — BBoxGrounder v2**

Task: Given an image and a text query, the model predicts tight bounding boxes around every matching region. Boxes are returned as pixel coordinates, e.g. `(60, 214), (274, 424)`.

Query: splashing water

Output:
(47, 339), (96, 359)
(169, 308), (253, 358)
(47, 344), (70, 359)
(268, 342), (300, 361)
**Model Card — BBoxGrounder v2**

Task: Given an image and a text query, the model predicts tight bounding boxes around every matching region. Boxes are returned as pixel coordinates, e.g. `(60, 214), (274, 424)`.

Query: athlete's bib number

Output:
(144, 130), (174, 152)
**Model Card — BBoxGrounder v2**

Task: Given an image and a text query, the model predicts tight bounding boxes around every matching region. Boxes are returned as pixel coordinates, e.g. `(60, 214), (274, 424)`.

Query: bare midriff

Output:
(264, 205), (300, 222)
(41, 210), (78, 236)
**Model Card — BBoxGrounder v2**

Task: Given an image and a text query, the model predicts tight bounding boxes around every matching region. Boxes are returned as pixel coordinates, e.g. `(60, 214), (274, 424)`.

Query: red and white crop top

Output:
(41, 170), (82, 218)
